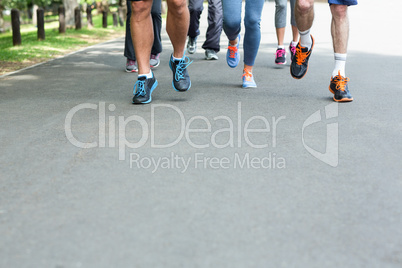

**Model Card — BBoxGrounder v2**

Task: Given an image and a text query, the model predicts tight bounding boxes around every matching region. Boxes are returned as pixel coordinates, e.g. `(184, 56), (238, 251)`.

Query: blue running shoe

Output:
(169, 54), (192, 92)
(242, 69), (257, 88)
(226, 34), (241, 68)
(132, 72), (158, 104)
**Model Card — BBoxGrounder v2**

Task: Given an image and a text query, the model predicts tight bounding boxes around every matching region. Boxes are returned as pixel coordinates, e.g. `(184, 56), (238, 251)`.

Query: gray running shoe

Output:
(150, 53), (160, 68)
(187, 36), (197, 54)
(169, 54), (192, 92)
(125, 58), (138, 73)
(205, 49), (218, 60)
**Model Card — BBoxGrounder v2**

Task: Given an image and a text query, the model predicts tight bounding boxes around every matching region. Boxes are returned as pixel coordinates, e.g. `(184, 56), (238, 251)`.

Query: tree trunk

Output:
(0, 6), (4, 33)
(32, 4), (38, 25)
(37, 8), (45, 40)
(118, 0), (126, 26)
(62, 0), (78, 26)
(75, 7), (81, 29)
(59, 6), (66, 33)
(11, 9), (21, 46)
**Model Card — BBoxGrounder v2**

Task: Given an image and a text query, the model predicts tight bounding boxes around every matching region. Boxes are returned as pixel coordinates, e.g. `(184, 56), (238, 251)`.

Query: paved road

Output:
(1, 1), (401, 267)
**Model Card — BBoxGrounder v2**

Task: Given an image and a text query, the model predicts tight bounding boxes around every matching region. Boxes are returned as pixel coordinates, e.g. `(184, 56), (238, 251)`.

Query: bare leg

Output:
(330, 4), (349, 77)
(330, 4), (349, 54)
(295, 0), (314, 32)
(131, 0), (153, 74)
(291, 25), (299, 42)
(290, 0), (314, 79)
(229, 37), (239, 46)
(244, 64), (253, 73)
(166, 0), (189, 58)
(276, 27), (285, 46)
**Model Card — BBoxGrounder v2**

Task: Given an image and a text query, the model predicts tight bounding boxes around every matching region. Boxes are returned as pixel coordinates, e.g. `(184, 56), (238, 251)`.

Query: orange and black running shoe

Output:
(290, 35), (314, 79)
(329, 71), (353, 102)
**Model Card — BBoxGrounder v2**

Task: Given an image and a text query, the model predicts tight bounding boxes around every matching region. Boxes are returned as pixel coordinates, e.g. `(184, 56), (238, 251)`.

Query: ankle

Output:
(243, 66), (253, 73)
(229, 38), (238, 46)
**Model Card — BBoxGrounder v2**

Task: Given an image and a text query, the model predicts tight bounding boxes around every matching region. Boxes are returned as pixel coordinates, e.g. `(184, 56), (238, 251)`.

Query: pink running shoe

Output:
(275, 48), (287, 65)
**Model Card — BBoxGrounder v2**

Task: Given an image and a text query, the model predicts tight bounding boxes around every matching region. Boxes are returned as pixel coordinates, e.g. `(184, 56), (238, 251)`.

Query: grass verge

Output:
(0, 14), (125, 76)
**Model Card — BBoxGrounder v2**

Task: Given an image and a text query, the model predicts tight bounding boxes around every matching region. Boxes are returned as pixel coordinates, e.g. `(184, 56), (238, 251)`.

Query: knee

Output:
(131, 1), (151, 20)
(276, 1), (286, 11)
(167, 0), (188, 16)
(244, 16), (260, 30)
(331, 4), (348, 21)
(296, 0), (313, 14)
(223, 17), (240, 31)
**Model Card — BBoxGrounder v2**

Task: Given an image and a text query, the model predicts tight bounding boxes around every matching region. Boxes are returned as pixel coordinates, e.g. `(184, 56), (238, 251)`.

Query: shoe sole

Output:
(328, 86), (353, 102)
(275, 61), (287, 65)
(205, 56), (218, 60)
(125, 69), (138, 73)
(333, 97), (353, 102)
(172, 81), (191, 92)
(132, 80), (158, 104)
(150, 62), (160, 69)
(290, 35), (315, 80)
(227, 61), (239, 68)
(242, 85), (257, 89)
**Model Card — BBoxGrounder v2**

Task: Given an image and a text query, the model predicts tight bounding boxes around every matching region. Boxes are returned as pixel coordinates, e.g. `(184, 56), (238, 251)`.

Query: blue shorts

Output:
(328, 0), (358, 5)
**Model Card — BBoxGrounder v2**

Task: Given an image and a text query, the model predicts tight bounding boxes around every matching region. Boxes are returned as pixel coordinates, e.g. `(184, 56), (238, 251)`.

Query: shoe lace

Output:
(295, 45), (311, 65)
(133, 79), (146, 96)
(242, 69), (253, 82)
(228, 45), (238, 59)
(276, 49), (285, 58)
(290, 45), (296, 55)
(174, 56), (193, 81)
(332, 71), (350, 92)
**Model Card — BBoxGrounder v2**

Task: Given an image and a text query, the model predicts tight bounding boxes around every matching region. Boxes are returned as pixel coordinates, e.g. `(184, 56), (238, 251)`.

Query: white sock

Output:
(299, 29), (312, 50)
(278, 45), (285, 49)
(138, 70), (153, 79)
(291, 41), (298, 47)
(172, 55), (182, 61)
(332, 53), (347, 77)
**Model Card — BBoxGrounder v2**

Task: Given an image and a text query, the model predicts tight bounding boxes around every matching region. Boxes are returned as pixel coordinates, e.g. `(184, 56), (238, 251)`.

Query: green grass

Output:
(0, 13), (125, 74)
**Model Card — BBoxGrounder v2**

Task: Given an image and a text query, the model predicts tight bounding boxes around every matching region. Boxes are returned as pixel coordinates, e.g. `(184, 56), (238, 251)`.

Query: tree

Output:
(62, 0), (78, 26)
(0, 0), (4, 32)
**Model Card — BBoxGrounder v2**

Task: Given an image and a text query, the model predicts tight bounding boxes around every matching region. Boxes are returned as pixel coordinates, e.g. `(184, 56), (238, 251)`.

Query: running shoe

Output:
(150, 53), (160, 68)
(242, 69), (257, 88)
(187, 36), (197, 54)
(226, 34), (241, 68)
(205, 49), (218, 60)
(169, 54), (192, 92)
(126, 58), (138, 73)
(329, 70), (353, 102)
(132, 73), (158, 104)
(275, 48), (287, 65)
(290, 35), (314, 79)
(289, 42), (296, 61)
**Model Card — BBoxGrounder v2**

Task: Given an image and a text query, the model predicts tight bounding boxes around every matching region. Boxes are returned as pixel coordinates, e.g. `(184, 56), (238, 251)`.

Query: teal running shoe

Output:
(226, 34), (241, 68)
(242, 69), (257, 88)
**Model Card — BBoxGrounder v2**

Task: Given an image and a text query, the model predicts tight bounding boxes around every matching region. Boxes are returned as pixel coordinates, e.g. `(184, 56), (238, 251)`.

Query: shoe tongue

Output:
(138, 76), (147, 81)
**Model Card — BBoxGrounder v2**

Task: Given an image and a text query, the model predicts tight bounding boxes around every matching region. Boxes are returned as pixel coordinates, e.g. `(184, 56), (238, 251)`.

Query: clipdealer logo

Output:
(302, 102), (339, 167)
(64, 102), (339, 169)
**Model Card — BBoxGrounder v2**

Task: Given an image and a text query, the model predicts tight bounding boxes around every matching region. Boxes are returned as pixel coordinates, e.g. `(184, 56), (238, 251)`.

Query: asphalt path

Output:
(1, 1), (401, 267)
